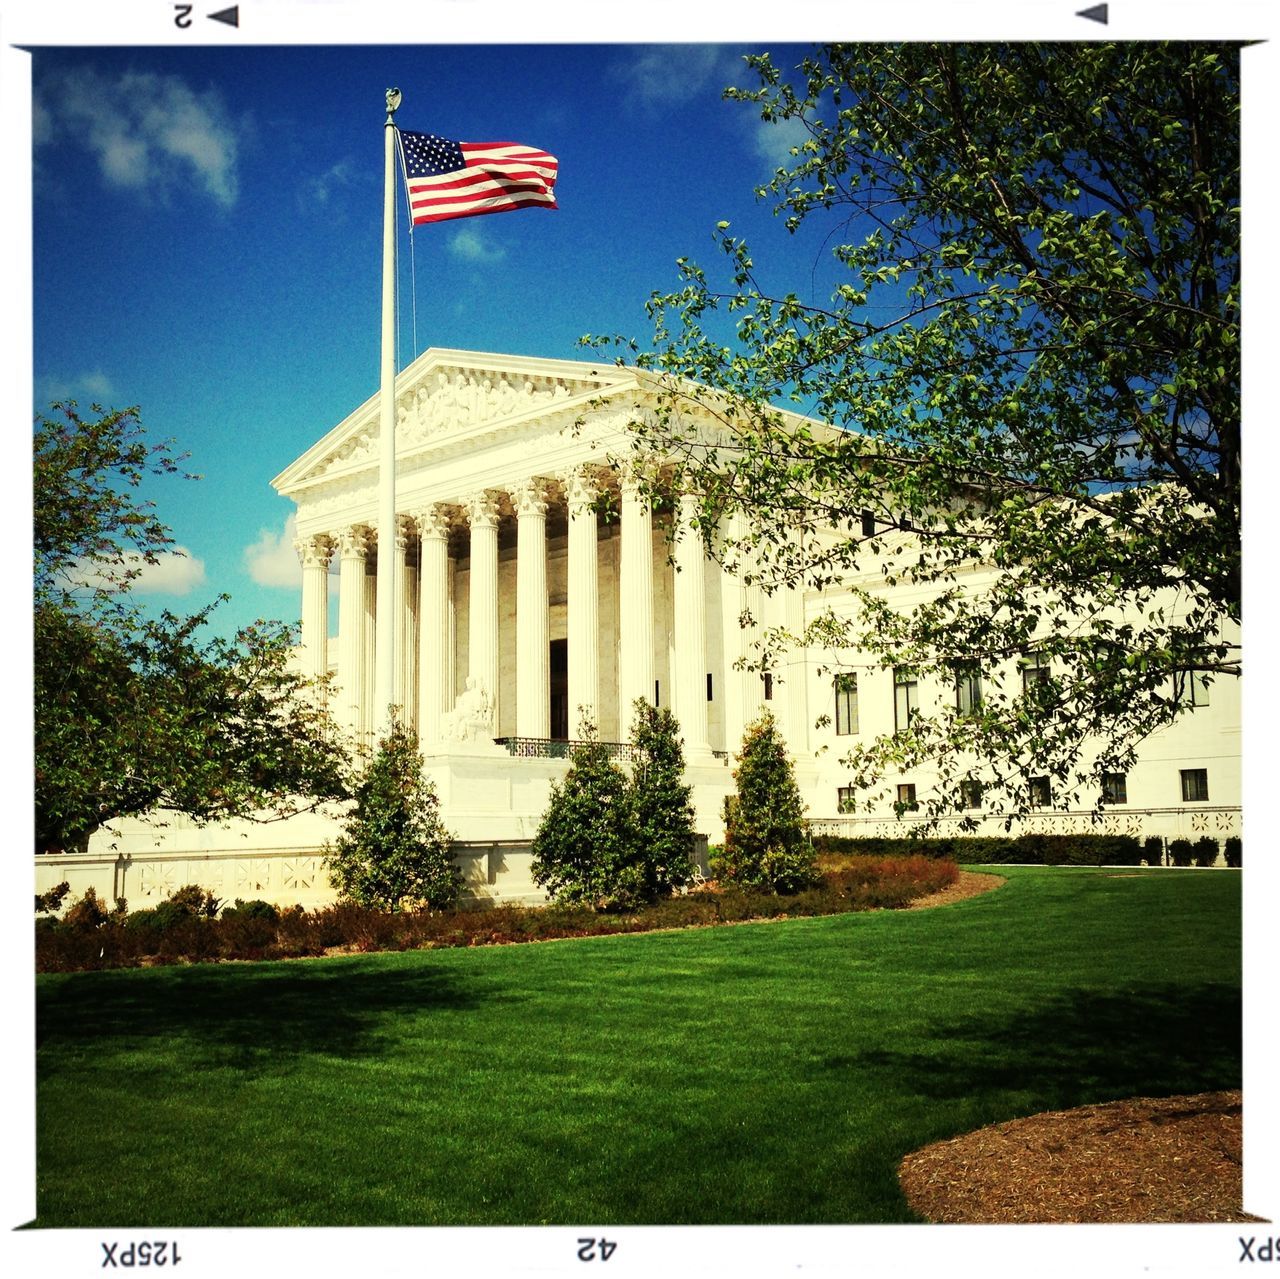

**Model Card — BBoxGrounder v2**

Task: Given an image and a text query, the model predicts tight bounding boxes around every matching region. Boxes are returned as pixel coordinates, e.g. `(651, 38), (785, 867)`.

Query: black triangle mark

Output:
(1076, 3), (1108, 24)
(208, 5), (239, 27)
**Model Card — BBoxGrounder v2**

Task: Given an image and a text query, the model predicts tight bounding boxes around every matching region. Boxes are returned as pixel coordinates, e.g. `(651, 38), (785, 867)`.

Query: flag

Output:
(398, 130), (558, 225)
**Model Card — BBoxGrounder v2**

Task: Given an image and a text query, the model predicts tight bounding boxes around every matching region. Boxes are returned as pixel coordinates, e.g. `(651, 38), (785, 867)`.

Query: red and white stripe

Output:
(407, 142), (559, 225)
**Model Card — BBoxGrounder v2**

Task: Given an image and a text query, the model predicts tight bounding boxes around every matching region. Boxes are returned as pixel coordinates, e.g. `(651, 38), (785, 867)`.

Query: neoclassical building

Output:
(46, 347), (1239, 909)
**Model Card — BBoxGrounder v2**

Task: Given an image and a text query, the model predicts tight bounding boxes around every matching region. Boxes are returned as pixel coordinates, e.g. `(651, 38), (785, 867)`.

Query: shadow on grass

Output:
(820, 981), (1241, 1113)
(38, 957), (498, 1073)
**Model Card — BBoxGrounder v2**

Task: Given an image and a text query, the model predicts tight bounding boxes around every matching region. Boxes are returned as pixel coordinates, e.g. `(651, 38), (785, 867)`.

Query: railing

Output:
(495, 738), (730, 766)
(494, 737), (643, 763)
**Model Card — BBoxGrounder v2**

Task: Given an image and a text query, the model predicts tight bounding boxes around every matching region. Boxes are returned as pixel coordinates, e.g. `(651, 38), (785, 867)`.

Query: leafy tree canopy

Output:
(599, 42), (1240, 823)
(35, 402), (348, 853)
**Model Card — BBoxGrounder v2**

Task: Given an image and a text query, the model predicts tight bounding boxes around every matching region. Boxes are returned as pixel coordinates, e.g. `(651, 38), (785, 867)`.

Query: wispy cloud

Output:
(244, 516), (302, 589)
(448, 225), (507, 265)
(615, 45), (745, 111)
(73, 547), (207, 597)
(35, 66), (241, 208)
(37, 369), (119, 407)
(752, 114), (811, 170)
(302, 158), (359, 209)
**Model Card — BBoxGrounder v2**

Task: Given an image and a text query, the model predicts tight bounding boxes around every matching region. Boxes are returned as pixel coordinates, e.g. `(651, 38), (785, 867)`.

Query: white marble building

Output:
(44, 347), (1239, 909)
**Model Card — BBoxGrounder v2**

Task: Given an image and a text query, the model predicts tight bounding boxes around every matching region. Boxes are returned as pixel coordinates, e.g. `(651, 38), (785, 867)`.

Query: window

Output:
(1029, 775), (1052, 808)
(1173, 672), (1210, 707)
(894, 667), (919, 732)
(763, 672), (774, 702)
(960, 780), (984, 810)
(896, 783), (918, 810)
(654, 680), (660, 707)
(837, 785), (857, 813)
(1020, 652), (1051, 696)
(860, 508), (876, 538)
(706, 673), (713, 702)
(899, 514), (915, 532)
(834, 673), (859, 735)
(954, 663), (983, 716)
(1101, 772), (1128, 805)
(1180, 768), (1209, 802)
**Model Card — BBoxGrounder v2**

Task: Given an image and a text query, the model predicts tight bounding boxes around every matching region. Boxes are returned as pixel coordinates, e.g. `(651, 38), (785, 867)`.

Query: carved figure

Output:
(441, 676), (494, 743)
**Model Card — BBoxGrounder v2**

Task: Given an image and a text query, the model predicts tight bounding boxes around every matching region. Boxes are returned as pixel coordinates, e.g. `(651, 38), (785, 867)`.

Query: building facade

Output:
(44, 347), (1239, 910)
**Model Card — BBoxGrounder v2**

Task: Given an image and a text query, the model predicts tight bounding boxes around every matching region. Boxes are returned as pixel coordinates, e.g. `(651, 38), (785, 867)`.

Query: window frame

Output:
(834, 672), (859, 736)
(1180, 768), (1209, 803)
(1101, 771), (1128, 805)
(1028, 775), (1052, 808)
(954, 662), (983, 716)
(893, 666), (919, 733)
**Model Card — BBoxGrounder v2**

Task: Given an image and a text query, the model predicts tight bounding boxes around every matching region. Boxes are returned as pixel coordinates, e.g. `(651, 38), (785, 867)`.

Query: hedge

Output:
(812, 832), (1145, 867)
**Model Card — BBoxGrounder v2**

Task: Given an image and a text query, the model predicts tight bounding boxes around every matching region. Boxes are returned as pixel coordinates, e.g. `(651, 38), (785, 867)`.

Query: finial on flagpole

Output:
(385, 87), (402, 121)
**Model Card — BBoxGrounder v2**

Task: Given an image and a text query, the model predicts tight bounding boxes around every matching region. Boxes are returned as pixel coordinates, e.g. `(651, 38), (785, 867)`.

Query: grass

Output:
(33, 866), (1241, 1227)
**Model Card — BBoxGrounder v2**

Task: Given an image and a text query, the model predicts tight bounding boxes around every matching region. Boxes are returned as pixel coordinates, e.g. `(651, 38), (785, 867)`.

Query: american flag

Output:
(398, 130), (558, 225)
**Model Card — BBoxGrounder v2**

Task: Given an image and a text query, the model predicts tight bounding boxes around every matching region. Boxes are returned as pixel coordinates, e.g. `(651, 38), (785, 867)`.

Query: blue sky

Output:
(31, 42), (834, 639)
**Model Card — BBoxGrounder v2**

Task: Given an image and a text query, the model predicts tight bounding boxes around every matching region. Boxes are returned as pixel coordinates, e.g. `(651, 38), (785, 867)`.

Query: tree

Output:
(325, 721), (459, 910)
(625, 699), (697, 899)
(530, 721), (634, 909)
(713, 712), (817, 894)
(604, 42), (1240, 822)
(34, 402), (348, 853)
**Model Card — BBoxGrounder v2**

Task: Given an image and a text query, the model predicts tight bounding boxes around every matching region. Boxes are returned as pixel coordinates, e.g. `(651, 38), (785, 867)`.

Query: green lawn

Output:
(34, 866), (1241, 1227)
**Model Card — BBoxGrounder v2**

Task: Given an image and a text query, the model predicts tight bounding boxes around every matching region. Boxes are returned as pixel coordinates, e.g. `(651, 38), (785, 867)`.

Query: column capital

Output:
(514, 477), (551, 519)
(412, 503), (453, 542)
(562, 467), (599, 516)
(394, 513), (414, 551)
(294, 533), (334, 570)
(337, 525), (373, 560)
(466, 490), (502, 529)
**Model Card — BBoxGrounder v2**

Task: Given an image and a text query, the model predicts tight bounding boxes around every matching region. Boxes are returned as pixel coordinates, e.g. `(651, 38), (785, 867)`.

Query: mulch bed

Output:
(899, 1090), (1263, 1223)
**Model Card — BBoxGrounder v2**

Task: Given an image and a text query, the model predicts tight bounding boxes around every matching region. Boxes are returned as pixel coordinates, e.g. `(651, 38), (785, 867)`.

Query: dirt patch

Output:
(907, 869), (1005, 909)
(899, 1090), (1263, 1223)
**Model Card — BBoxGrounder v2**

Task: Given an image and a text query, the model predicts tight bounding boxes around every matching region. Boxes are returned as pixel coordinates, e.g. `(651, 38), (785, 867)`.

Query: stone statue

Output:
(441, 676), (494, 744)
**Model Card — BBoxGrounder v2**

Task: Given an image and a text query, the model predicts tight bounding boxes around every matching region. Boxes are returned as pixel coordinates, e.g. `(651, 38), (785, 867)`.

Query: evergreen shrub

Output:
(812, 833), (1142, 866)
(1225, 836), (1242, 867)
(1194, 836), (1221, 867)
(1168, 838), (1195, 867)
(1142, 836), (1164, 866)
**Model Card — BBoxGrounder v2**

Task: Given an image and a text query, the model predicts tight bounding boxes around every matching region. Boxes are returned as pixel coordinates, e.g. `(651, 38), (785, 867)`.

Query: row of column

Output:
(296, 470), (718, 753)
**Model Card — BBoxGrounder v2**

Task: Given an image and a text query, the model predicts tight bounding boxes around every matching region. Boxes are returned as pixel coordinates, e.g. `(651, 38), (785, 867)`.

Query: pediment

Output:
(273, 348), (636, 496)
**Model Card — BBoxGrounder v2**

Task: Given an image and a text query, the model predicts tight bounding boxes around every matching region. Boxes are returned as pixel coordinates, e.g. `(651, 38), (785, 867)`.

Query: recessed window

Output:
(1020, 652), (1051, 696)
(1173, 672), (1210, 707)
(654, 680), (660, 707)
(1029, 776), (1052, 808)
(837, 785), (856, 813)
(834, 673), (859, 736)
(960, 780), (984, 810)
(894, 667), (919, 733)
(706, 673), (713, 702)
(896, 783), (918, 810)
(954, 663), (983, 716)
(763, 672), (774, 702)
(860, 509), (876, 538)
(1180, 768), (1209, 802)
(1101, 772), (1128, 805)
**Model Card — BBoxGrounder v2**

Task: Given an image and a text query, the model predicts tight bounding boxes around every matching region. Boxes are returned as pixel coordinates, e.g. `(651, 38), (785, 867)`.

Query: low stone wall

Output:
(34, 841), (549, 913)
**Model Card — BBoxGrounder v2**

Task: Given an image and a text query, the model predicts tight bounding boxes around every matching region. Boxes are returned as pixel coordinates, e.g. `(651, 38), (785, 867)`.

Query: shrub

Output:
(221, 898), (280, 922)
(167, 883), (222, 917)
(713, 712), (818, 895)
(35, 881), (71, 914)
(811, 833), (1143, 866)
(1167, 838), (1194, 867)
(62, 887), (111, 930)
(1194, 836), (1220, 868)
(531, 721), (634, 909)
(1142, 836), (1164, 867)
(1225, 836), (1242, 867)
(624, 699), (697, 903)
(326, 720), (460, 911)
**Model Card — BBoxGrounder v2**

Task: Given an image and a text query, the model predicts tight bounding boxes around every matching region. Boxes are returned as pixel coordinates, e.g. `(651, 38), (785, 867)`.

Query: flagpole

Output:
(374, 86), (401, 741)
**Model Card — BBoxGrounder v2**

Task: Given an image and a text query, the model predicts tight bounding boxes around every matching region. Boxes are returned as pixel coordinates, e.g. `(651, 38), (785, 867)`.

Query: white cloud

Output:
(617, 45), (744, 110)
(752, 115), (811, 170)
(244, 515), (301, 589)
(303, 158), (358, 208)
(448, 225), (507, 264)
(37, 369), (119, 406)
(35, 66), (240, 208)
(72, 547), (206, 597)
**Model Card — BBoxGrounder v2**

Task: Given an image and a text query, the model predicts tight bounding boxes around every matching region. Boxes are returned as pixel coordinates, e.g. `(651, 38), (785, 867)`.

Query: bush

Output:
(35, 881), (71, 914)
(221, 898), (280, 922)
(531, 722), (634, 909)
(1142, 836), (1164, 867)
(811, 833), (1143, 866)
(625, 700), (697, 902)
(713, 712), (818, 895)
(326, 720), (460, 911)
(1167, 838), (1194, 867)
(62, 887), (111, 930)
(1194, 836), (1220, 868)
(1225, 836), (1242, 867)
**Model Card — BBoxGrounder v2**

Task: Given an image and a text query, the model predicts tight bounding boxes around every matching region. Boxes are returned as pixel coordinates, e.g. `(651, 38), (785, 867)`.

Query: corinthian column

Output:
(674, 493), (712, 757)
(565, 469), (600, 739)
(515, 478), (550, 739)
(336, 526), (372, 747)
(416, 505), (452, 746)
(295, 534), (334, 689)
(391, 514), (411, 721)
(467, 491), (502, 728)
(618, 476), (654, 736)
